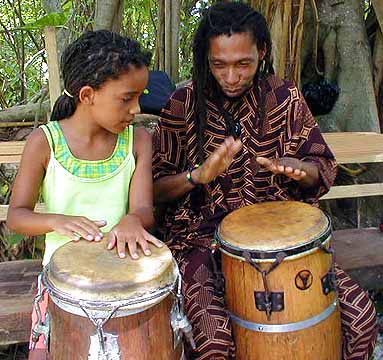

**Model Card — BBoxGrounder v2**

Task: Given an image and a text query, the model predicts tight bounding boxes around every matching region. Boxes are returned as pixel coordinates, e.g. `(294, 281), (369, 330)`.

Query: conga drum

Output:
(215, 201), (342, 360)
(40, 240), (187, 360)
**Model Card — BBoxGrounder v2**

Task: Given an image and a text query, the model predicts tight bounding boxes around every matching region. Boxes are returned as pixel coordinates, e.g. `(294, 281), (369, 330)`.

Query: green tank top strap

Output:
(40, 122), (134, 179)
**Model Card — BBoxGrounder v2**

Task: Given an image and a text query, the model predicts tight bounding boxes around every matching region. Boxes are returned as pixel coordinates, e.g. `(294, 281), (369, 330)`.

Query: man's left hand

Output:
(256, 157), (307, 181)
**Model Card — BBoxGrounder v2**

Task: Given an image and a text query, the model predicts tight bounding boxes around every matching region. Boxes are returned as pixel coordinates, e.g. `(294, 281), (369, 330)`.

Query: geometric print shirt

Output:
(153, 75), (337, 251)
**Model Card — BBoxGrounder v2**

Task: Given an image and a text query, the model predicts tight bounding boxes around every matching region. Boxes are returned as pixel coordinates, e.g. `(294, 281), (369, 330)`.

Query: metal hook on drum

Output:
(171, 272), (196, 350)
(30, 272), (50, 350)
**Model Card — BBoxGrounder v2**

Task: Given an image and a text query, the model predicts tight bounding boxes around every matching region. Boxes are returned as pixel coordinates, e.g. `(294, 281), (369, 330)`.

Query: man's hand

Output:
(193, 136), (242, 185)
(256, 157), (307, 181)
(256, 156), (320, 188)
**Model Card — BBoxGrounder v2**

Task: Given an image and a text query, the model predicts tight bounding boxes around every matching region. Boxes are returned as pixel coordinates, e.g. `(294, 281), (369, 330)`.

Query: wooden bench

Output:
(0, 141), (26, 164)
(321, 132), (383, 289)
(0, 259), (41, 345)
(322, 132), (383, 200)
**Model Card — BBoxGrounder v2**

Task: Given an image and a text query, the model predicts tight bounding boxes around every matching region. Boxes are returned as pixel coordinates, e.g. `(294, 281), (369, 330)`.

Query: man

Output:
(153, 2), (377, 359)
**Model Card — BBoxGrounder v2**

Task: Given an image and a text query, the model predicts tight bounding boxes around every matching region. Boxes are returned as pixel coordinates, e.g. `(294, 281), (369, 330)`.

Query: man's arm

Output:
(154, 136), (242, 204)
(154, 171), (195, 204)
(257, 84), (336, 199)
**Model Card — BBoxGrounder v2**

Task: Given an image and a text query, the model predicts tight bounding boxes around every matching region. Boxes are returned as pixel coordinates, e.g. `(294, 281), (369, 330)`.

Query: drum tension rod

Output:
(244, 251), (287, 320)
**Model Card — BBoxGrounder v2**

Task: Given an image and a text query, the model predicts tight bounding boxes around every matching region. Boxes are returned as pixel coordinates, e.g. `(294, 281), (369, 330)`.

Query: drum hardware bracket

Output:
(314, 240), (337, 295)
(321, 270), (337, 295)
(254, 291), (284, 312)
(31, 273), (50, 350)
(79, 303), (121, 360)
(171, 275), (196, 351)
(314, 240), (334, 256)
(244, 251), (287, 320)
(209, 245), (225, 296)
(31, 312), (51, 350)
(88, 332), (120, 360)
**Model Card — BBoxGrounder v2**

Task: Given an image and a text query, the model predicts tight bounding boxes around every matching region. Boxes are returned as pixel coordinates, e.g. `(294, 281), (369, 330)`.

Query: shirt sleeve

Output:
(279, 85), (338, 201)
(152, 86), (190, 181)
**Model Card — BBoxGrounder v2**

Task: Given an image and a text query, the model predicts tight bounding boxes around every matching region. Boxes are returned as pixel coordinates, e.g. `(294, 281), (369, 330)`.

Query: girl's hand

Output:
(49, 214), (106, 241)
(107, 214), (163, 259)
(193, 136), (242, 185)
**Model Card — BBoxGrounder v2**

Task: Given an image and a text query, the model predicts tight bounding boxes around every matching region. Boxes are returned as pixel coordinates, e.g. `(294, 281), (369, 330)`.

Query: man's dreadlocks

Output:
(192, 2), (273, 162)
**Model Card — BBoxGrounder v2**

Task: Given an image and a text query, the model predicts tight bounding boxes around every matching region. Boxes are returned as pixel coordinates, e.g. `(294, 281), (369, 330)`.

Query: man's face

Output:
(208, 32), (265, 98)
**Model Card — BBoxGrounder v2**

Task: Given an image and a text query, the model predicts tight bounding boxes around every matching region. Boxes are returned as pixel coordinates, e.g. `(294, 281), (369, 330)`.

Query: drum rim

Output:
(42, 258), (179, 312)
(215, 212), (332, 260)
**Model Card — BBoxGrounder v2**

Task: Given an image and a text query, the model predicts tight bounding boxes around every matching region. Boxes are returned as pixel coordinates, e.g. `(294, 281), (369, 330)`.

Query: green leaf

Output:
(7, 234), (25, 246)
(62, 1), (73, 12)
(22, 12), (68, 30)
(1, 183), (8, 196)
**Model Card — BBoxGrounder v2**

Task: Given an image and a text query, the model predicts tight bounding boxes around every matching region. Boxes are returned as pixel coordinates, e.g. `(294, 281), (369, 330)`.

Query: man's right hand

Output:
(192, 136), (242, 185)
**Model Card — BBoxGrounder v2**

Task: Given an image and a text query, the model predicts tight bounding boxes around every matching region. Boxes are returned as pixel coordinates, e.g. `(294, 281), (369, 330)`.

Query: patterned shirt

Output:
(153, 75), (337, 251)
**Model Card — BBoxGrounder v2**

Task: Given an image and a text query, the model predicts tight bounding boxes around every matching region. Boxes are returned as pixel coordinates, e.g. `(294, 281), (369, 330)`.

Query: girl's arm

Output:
(128, 127), (155, 230)
(7, 129), (105, 240)
(107, 127), (163, 259)
(7, 128), (54, 234)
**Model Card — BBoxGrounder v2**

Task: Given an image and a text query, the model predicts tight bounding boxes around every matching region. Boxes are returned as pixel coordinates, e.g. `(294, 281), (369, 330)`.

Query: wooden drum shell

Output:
(216, 202), (342, 360)
(222, 248), (342, 360)
(48, 294), (183, 360)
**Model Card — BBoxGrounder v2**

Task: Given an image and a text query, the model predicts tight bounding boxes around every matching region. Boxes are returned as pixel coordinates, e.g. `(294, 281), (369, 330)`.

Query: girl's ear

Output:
(78, 86), (95, 104)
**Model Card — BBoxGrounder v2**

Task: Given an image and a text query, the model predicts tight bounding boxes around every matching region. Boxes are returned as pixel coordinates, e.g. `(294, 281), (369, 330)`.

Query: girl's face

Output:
(89, 65), (149, 133)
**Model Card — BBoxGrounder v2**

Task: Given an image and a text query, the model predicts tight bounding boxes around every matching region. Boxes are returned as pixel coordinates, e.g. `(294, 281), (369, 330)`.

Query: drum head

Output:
(217, 201), (330, 258)
(45, 240), (176, 303)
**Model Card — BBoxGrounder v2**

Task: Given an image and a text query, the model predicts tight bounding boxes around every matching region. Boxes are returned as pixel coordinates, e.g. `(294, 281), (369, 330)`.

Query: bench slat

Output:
(1, 132), (383, 165)
(321, 183), (383, 200)
(323, 132), (383, 164)
(0, 141), (25, 163)
(0, 203), (46, 222)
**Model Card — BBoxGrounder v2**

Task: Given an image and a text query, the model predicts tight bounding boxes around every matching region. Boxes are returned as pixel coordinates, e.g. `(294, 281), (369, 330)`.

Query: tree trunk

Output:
(42, 0), (68, 58)
(372, 0), (383, 32)
(171, 0), (180, 83)
(0, 102), (157, 126)
(0, 102), (50, 122)
(155, 0), (165, 71)
(164, 0), (172, 77)
(373, 28), (383, 130)
(163, 0), (180, 82)
(270, 1), (288, 79)
(317, 0), (380, 133)
(94, 0), (124, 32)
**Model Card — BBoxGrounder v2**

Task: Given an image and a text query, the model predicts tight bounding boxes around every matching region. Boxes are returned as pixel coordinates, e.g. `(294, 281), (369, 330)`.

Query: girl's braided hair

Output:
(51, 30), (151, 121)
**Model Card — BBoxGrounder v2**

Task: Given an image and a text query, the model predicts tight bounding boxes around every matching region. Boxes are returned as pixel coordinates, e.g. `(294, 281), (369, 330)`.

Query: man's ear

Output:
(78, 86), (95, 105)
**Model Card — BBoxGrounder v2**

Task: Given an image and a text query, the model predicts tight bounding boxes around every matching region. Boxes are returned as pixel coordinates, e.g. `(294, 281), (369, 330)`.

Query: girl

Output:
(7, 30), (162, 358)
